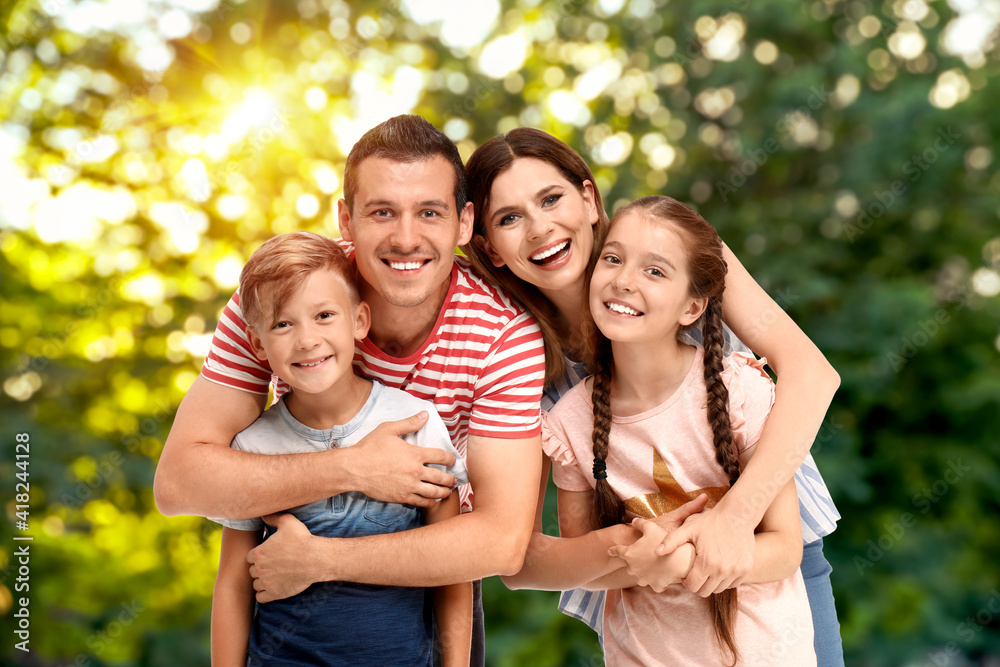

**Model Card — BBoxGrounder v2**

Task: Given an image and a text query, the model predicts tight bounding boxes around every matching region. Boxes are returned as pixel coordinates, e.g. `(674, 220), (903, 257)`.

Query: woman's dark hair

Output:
(461, 128), (611, 387)
(586, 195), (741, 666)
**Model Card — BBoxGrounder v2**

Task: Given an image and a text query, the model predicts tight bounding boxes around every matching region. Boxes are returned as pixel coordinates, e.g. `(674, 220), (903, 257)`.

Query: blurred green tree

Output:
(1, 0), (998, 665)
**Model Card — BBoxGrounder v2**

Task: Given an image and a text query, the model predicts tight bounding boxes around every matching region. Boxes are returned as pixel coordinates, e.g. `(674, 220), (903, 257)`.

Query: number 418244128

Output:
(15, 433), (29, 527)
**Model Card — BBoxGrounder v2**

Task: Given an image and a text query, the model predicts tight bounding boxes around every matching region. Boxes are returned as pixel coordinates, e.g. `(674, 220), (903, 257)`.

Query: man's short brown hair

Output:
(343, 114), (467, 214)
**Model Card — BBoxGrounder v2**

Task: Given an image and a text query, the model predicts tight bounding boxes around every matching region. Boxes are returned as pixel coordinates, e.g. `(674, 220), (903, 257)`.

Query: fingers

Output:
(420, 463), (456, 488)
(656, 523), (692, 556)
(683, 560), (709, 594)
(261, 512), (287, 529)
(608, 545), (627, 559)
(385, 411), (429, 436)
(694, 572), (724, 598)
(676, 493), (709, 520)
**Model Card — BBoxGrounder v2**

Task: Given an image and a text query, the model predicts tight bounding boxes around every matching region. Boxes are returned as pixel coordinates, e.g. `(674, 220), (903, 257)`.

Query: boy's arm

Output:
(212, 527), (260, 667)
(248, 433), (541, 600)
(154, 376), (455, 518)
(425, 493), (472, 667)
(658, 243), (839, 594)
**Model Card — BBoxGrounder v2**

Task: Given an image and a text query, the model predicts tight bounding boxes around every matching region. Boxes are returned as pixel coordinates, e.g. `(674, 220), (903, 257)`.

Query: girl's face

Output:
(590, 211), (707, 344)
(478, 157), (599, 295)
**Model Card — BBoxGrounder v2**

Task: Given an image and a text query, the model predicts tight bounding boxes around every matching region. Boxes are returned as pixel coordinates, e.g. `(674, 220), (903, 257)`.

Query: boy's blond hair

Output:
(239, 232), (358, 332)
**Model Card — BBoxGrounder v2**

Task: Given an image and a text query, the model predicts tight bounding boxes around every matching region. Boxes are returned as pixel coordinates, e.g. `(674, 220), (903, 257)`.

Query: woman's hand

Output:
(657, 505), (755, 597)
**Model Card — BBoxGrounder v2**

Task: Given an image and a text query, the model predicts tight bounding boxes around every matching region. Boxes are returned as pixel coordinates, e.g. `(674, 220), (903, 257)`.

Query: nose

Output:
(611, 266), (636, 293)
(296, 323), (321, 350)
(390, 213), (421, 252)
(526, 214), (554, 242)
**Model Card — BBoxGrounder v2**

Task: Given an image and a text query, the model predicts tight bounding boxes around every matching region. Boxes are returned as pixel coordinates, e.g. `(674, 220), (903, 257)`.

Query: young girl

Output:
(540, 196), (816, 665)
(463, 129), (843, 665)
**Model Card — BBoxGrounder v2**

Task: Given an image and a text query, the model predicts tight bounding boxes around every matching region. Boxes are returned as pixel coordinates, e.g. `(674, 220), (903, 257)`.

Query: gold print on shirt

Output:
(623, 449), (729, 518)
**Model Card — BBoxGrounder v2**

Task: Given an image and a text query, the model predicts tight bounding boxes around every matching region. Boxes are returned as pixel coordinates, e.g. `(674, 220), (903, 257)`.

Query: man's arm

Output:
(248, 433), (542, 600)
(154, 376), (454, 518)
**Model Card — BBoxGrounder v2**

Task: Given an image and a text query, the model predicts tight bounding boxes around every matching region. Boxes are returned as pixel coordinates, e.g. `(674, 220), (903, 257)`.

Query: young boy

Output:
(209, 231), (472, 667)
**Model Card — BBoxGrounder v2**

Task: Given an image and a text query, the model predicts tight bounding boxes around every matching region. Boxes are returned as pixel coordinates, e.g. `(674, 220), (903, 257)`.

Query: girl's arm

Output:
(425, 491), (472, 667)
(211, 527), (259, 667)
(500, 458), (638, 591)
(660, 243), (839, 595)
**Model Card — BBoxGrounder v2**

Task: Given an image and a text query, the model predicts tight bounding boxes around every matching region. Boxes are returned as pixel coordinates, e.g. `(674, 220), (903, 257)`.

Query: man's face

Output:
(340, 155), (473, 310)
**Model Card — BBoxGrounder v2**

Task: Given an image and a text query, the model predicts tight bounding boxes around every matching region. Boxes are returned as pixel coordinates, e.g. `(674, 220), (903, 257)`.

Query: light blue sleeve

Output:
(409, 408), (470, 488)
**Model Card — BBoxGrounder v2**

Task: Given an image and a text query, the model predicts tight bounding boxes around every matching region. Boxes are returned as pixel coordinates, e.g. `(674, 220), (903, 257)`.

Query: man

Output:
(154, 115), (545, 664)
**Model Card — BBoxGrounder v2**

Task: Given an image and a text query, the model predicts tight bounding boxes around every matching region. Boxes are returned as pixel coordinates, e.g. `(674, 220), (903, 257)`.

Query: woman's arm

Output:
(425, 492), (472, 667)
(660, 243), (839, 595)
(211, 527), (259, 667)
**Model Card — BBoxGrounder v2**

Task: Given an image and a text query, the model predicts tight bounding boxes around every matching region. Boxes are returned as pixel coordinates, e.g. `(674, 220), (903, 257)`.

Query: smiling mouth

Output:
(604, 302), (643, 317)
(530, 240), (570, 266)
(294, 355), (333, 367)
(383, 259), (430, 271)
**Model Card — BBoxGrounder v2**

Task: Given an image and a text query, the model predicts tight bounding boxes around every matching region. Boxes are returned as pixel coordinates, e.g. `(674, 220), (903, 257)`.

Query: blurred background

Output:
(1, 0), (998, 664)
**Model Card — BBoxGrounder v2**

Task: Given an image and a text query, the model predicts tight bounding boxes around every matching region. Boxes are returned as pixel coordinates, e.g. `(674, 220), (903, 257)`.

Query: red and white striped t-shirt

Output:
(200, 246), (545, 511)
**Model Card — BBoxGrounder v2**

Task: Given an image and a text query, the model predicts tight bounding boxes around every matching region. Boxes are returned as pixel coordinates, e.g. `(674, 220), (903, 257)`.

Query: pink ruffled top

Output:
(542, 348), (816, 666)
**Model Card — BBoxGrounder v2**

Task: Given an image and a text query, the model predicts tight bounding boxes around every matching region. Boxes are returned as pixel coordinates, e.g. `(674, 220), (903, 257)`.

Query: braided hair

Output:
(585, 195), (741, 665)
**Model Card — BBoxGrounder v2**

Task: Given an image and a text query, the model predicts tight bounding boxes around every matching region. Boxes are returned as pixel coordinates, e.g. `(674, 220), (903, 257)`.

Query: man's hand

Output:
(248, 513), (324, 603)
(348, 412), (456, 507)
(656, 505), (755, 597)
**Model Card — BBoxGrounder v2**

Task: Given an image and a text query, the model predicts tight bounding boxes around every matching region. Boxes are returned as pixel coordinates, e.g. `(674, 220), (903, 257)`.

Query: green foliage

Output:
(1, 0), (998, 664)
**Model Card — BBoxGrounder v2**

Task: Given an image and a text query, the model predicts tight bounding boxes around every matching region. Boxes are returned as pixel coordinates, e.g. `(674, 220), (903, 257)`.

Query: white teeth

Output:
(531, 240), (569, 261)
(606, 302), (641, 316)
(388, 261), (424, 270)
(298, 357), (328, 367)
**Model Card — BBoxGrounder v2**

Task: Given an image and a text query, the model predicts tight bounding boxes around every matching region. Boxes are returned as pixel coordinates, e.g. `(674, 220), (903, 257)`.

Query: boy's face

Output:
(338, 155), (473, 311)
(247, 269), (370, 396)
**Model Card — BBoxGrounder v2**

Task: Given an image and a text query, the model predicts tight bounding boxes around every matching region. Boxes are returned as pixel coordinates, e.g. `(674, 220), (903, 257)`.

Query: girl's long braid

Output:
(702, 296), (741, 667)
(591, 333), (626, 528)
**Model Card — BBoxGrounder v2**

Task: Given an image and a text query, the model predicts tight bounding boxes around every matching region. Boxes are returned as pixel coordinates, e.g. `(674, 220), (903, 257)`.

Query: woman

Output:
(460, 128), (844, 666)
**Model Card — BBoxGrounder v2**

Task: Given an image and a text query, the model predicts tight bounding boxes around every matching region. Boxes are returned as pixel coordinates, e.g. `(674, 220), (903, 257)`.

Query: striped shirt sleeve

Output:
(469, 313), (545, 439)
(200, 291), (273, 395)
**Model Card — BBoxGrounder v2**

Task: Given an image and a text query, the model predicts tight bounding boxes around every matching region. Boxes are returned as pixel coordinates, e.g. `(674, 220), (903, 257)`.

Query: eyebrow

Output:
(490, 184), (562, 223)
(604, 241), (677, 272)
(362, 199), (451, 212)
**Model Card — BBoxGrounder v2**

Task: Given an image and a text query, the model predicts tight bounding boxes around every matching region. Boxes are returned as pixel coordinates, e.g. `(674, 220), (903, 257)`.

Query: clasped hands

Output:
(607, 494), (755, 596)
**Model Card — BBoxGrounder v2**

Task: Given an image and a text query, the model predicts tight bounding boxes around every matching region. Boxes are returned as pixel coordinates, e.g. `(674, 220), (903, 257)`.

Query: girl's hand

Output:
(608, 518), (694, 592)
(656, 507), (755, 597)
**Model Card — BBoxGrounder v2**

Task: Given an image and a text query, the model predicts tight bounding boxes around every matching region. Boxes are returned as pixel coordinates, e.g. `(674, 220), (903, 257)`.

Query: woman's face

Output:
(479, 157), (599, 296)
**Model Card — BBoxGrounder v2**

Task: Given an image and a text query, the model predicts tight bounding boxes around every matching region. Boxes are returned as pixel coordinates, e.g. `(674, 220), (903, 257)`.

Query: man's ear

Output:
(338, 199), (354, 242)
(473, 234), (506, 268)
(679, 296), (708, 327)
(457, 201), (475, 247)
(353, 301), (371, 341)
(247, 327), (268, 362)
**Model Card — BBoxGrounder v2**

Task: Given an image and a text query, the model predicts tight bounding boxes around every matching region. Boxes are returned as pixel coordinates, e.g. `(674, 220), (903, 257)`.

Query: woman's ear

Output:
(582, 180), (599, 227)
(473, 234), (506, 268)
(679, 297), (709, 326)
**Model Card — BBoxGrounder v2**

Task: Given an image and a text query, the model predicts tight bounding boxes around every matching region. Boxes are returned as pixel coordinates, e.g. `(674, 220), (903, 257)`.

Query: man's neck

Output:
(362, 277), (452, 359)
